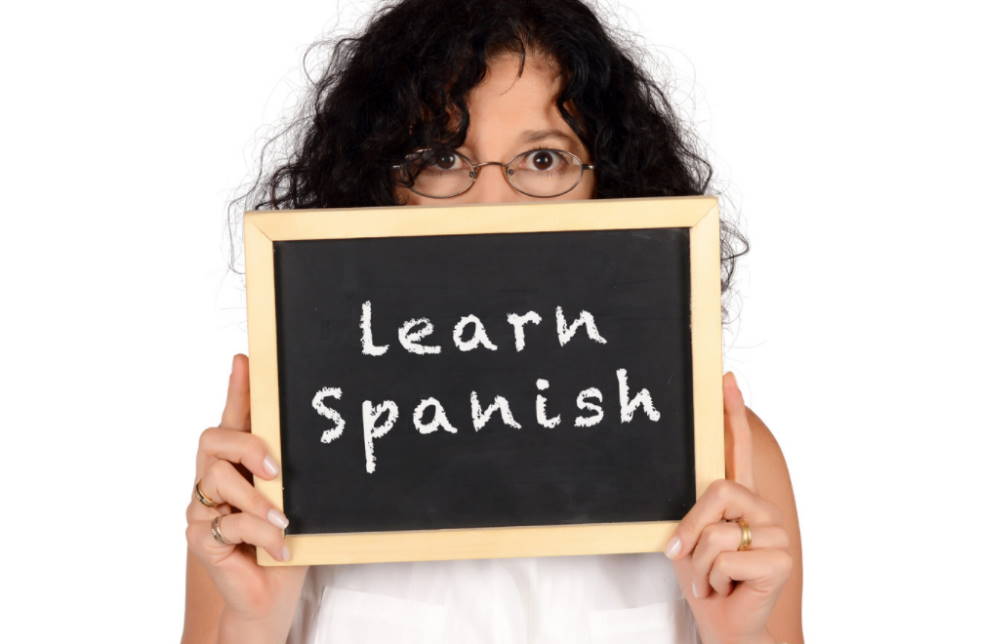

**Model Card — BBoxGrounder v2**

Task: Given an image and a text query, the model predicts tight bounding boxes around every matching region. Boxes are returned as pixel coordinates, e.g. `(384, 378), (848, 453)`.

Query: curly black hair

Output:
(228, 0), (748, 323)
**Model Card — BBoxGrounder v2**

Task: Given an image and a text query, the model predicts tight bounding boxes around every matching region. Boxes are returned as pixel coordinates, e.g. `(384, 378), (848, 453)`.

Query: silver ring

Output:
(210, 514), (235, 546)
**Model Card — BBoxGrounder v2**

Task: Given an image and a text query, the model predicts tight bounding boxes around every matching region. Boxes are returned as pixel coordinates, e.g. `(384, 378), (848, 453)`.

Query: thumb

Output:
(668, 553), (697, 602)
(220, 353), (252, 431)
(723, 371), (754, 491)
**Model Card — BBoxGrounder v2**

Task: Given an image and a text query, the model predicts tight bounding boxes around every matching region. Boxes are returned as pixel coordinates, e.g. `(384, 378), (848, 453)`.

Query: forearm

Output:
(217, 611), (290, 644)
(183, 549), (224, 644)
(214, 568), (307, 644)
(696, 631), (781, 644)
(757, 629), (793, 644)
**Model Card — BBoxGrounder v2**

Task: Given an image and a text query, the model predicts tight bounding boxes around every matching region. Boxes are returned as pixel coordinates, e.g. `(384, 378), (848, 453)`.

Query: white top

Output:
(286, 552), (700, 644)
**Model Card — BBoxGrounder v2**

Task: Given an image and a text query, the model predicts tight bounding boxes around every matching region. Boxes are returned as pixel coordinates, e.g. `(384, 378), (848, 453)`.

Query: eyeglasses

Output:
(392, 147), (596, 199)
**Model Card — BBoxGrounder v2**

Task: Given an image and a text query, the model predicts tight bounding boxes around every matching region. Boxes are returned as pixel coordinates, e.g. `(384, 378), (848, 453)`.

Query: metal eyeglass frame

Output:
(391, 147), (596, 199)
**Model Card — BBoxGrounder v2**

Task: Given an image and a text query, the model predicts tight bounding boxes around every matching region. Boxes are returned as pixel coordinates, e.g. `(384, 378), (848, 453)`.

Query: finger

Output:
(197, 426), (279, 481)
(665, 479), (779, 560)
(723, 371), (754, 491)
(689, 522), (789, 599)
(186, 495), (234, 523)
(187, 512), (289, 564)
(221, 353), (251, 431)
(707, 548), (793, 598)
(198, 459), (289, 529)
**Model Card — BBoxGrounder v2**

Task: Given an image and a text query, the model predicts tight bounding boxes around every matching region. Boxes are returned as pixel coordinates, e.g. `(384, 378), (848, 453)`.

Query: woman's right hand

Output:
(186, 353), (308, 641)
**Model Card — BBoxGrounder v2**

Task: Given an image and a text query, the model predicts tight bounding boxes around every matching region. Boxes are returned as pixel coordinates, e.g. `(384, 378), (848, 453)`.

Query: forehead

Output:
(470, 51), (562, 102)
(461, 52), (577, 149)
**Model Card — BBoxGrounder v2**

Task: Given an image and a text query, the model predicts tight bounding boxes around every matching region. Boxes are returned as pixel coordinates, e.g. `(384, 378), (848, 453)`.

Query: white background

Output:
(2, 0), (997, 641)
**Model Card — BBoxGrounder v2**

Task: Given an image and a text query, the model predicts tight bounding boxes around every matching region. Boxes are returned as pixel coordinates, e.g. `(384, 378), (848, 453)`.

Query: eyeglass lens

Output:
(399, 148), (586, 198)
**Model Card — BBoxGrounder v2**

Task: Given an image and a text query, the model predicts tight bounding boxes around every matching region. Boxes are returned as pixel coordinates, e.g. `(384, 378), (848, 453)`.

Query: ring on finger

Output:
(194, 479), (220, 508)
(736, 517), (752, 551)
(210, 514), (235, 545)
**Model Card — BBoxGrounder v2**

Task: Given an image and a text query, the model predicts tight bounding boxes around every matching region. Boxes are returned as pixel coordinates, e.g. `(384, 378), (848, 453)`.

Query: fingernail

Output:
(231, 354), (238, 373)
(280, 545), (291, 561)
(691, 582), (700, 599)
(267, 509), (289, 529)
(665, 536), (682, 559)
(263, 455), (279, 477)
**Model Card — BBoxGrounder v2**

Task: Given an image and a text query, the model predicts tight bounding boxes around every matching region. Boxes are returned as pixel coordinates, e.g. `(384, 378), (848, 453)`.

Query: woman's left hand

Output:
(664, 372), (794, 644)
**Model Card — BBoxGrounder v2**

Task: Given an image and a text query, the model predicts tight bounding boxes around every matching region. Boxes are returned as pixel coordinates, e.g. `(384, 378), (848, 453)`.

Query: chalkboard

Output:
(245, 196), (724, 565)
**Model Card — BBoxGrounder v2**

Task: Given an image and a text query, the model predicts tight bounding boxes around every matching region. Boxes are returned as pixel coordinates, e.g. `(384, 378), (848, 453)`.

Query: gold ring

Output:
(210, 514), (235, 546)
(736, 517), (752, 551)
(194, 479), (220, 508)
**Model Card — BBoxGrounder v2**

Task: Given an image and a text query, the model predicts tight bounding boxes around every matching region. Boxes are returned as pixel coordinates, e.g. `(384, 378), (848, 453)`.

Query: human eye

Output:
(420, 147), (465, 172)
(517, 148), (571, 173)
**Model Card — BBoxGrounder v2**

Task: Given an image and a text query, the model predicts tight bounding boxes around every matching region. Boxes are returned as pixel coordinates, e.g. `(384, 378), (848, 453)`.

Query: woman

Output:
(184, 1), (803, 642)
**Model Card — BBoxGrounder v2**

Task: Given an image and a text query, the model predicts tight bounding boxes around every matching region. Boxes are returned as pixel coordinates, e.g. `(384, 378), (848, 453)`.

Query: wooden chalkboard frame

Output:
(244, 195), (724, 566)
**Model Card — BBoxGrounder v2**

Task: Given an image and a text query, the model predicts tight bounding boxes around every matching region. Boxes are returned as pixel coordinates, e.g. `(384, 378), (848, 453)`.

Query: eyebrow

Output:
(519, 129), (576, 146)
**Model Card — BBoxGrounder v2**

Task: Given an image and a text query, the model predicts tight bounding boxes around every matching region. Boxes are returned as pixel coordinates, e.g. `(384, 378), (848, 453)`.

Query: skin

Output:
(183, 52), (803, 644)
(394, 53), (595, 204)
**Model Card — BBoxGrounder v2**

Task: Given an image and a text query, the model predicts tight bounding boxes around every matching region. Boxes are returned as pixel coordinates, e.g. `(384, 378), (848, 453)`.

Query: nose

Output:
(463, 163), (522, 203)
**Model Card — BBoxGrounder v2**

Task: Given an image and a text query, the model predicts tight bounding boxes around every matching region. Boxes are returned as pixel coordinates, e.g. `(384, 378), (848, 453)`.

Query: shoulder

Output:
(742, 406), (805, 639)
(743, 405), (799, 523)
(745, 406), (789, 475)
